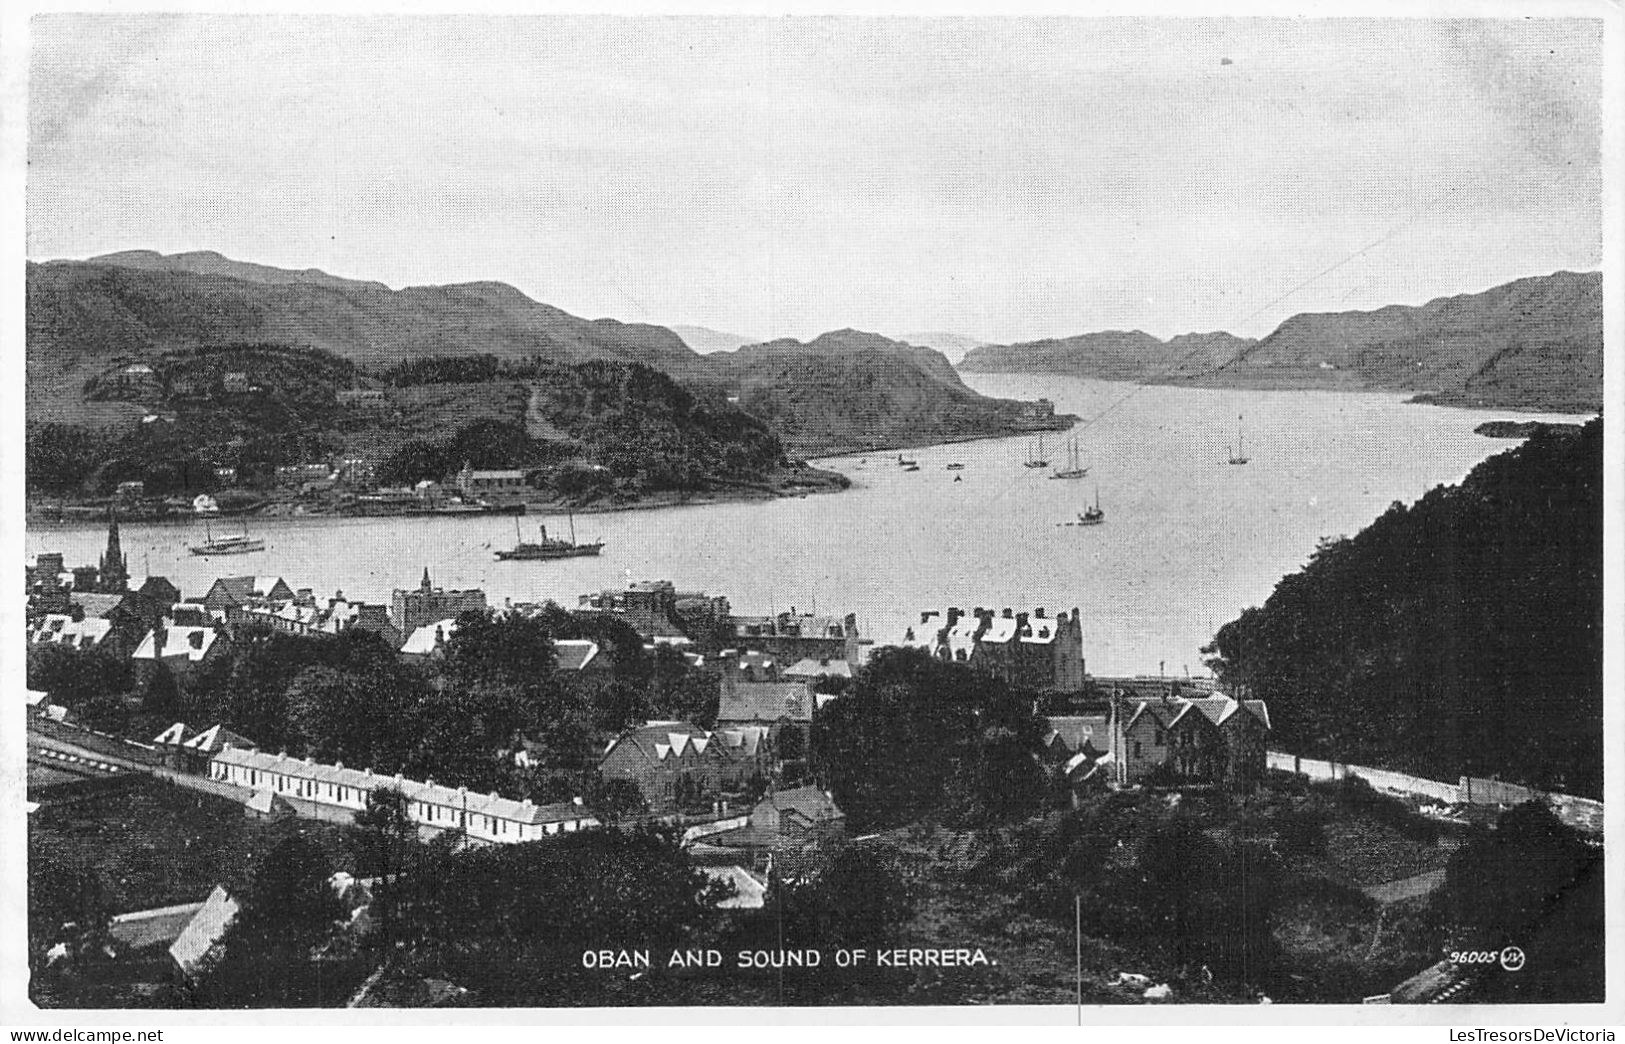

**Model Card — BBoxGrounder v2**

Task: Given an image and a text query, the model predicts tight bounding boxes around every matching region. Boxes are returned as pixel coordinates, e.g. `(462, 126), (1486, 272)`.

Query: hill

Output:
(666, 324), (763, 354)
(710, 329), (1072, 456)
(26, 255), (709, 425)
(1203, 419), (1603, 798)
(961, 329), (1252, 381)
(892, 331), (987, 365)
(960, 271), (1603, 412)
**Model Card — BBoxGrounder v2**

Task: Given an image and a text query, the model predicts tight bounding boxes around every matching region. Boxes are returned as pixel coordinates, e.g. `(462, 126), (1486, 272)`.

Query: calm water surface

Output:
(30, 375), (1594, 675)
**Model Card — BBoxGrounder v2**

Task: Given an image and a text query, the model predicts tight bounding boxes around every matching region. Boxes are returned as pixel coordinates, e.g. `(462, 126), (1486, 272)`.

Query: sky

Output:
(25, 15), (1607, 343)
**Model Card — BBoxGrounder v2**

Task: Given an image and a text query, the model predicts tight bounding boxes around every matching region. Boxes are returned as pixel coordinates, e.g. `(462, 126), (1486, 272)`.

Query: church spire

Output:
(421, 567), (432, 591)
(100, 507), (129, 594)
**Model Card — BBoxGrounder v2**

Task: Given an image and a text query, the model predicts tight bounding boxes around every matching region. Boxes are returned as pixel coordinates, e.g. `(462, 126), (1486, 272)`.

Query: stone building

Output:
(391, 569), (487, 637)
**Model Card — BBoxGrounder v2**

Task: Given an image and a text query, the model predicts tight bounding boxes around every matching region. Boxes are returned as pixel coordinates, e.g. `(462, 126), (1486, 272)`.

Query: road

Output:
(1363, 867), (1448, 905)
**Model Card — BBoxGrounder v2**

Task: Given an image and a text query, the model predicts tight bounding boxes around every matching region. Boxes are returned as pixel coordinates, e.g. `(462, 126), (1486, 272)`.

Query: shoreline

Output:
(961, 367), (1602, 416)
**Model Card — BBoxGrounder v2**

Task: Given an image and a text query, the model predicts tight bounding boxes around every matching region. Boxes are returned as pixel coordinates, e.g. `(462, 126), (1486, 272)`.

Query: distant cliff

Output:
(711, 329), (1071, 456)
(960, 271), (1603, 412)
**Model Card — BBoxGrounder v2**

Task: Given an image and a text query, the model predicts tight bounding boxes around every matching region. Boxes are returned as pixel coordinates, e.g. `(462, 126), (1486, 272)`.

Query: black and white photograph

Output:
(5, 5), (1618, 1024)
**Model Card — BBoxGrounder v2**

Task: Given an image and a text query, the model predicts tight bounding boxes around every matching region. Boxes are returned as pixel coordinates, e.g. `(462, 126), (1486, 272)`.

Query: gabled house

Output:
(599, 721), (771, 815)
(708, 786), (847, 879)
(131, 619), (225, 679)
(1106, 692), (1271, 788)
(202, 576), (295, 616)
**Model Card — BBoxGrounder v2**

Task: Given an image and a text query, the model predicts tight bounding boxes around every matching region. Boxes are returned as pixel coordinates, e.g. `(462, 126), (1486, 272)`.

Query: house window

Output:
(1154, 728), (1164, 745)
(1133, 740), (1142, 758)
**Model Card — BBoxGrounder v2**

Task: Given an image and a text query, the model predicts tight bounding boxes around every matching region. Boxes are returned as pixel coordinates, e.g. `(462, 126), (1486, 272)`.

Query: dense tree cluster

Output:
(186, 832), (360, 1008)
(377, 360), (783, 497)
(810, 647), (1048, 832)
(1204, 421), (1602, 797)
(1440, 802), (1604, 1002)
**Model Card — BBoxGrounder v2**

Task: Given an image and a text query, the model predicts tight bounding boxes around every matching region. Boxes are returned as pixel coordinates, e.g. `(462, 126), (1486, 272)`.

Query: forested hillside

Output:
(1203, 420), (1603, 798)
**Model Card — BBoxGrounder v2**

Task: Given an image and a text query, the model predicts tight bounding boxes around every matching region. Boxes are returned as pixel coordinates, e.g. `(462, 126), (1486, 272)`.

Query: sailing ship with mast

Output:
(1077, 486), (1105, 526)
(494, 509), (604, 560)
(189, 520), (265, 556)
(1023, 433), (1050, 469)
(1049, 436), (1088, 479)
(1227, 415), (1251, 465)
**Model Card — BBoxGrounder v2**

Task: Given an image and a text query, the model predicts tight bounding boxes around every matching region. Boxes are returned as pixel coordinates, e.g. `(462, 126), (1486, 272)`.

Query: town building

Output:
(726, 609), (865, 665)
(599, 721), (772, 815)
(578, 580), (726, 642)
(392, 569), (487, 636)
(705, 786), (847, 879)
(716, 653), (816, 756)
(456, 465), (528, 500)
(131, 614), (226, 679)
(1075, 690), (1271, 789)
(903, 605), (1086, 691)
(208, 746), (599, 843)
(201, 576), (296, 617)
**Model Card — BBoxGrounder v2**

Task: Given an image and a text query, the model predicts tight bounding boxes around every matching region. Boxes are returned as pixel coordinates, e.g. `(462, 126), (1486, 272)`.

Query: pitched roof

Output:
(246, 789), (293, 815)
(31, 615), (114, 648)
(1044, 715), (1109, 754)
(169, 885), (239, 975)
(132, 624), (220, 662)
(26, 689), (50, 707)
(553, 639), (600, 672)
(783, 657), (853, 679)
(153, 722), (189, 745)
(717, 681), (814, 723)
(400, 619), (458, 655)
(212, 747), (590, 826)
(183, 723), (256, 753)
(602, 721), (764, 766)
(68, 592), (125, 619)
(759, 785), (843, 824)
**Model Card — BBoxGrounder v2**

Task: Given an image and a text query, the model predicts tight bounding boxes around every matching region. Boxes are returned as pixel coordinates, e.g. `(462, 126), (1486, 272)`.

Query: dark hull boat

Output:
(495, 514), (603, 560)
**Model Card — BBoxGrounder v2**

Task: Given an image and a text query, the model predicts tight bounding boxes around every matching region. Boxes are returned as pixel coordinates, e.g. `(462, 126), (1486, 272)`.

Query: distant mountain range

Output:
(667, 325), (763, 354)
(960, 271), (1603, 412)
(26, 251), (1062, 461)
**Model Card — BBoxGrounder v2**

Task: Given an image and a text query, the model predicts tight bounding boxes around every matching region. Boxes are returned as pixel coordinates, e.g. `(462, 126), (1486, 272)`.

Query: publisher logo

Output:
(1500, 946), (1526, 972)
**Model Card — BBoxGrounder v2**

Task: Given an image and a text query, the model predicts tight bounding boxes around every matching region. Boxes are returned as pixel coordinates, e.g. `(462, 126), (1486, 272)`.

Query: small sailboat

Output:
(189, 520), (265, 556)
(1228, 415), (1251, 465)
(1023, 433), (1050, 469)
(495, 509), (604, 560)
(1078, 486), (1105, 526)
(1050, 437), (1088, 479)
(897, 453), (918, 468)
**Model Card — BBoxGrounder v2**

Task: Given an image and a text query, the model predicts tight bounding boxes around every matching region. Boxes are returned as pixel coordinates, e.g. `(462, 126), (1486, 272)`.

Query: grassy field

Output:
(28, 774), (359, 916)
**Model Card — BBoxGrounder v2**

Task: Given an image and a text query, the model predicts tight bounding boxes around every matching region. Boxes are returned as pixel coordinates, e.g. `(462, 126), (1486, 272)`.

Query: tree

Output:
(27, 854), (114, 971)
(192, 832), (348, 1007)
(351, 786), (420, 945)
(811, 647), (1046, 831)
(584, 775), (648, 825)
